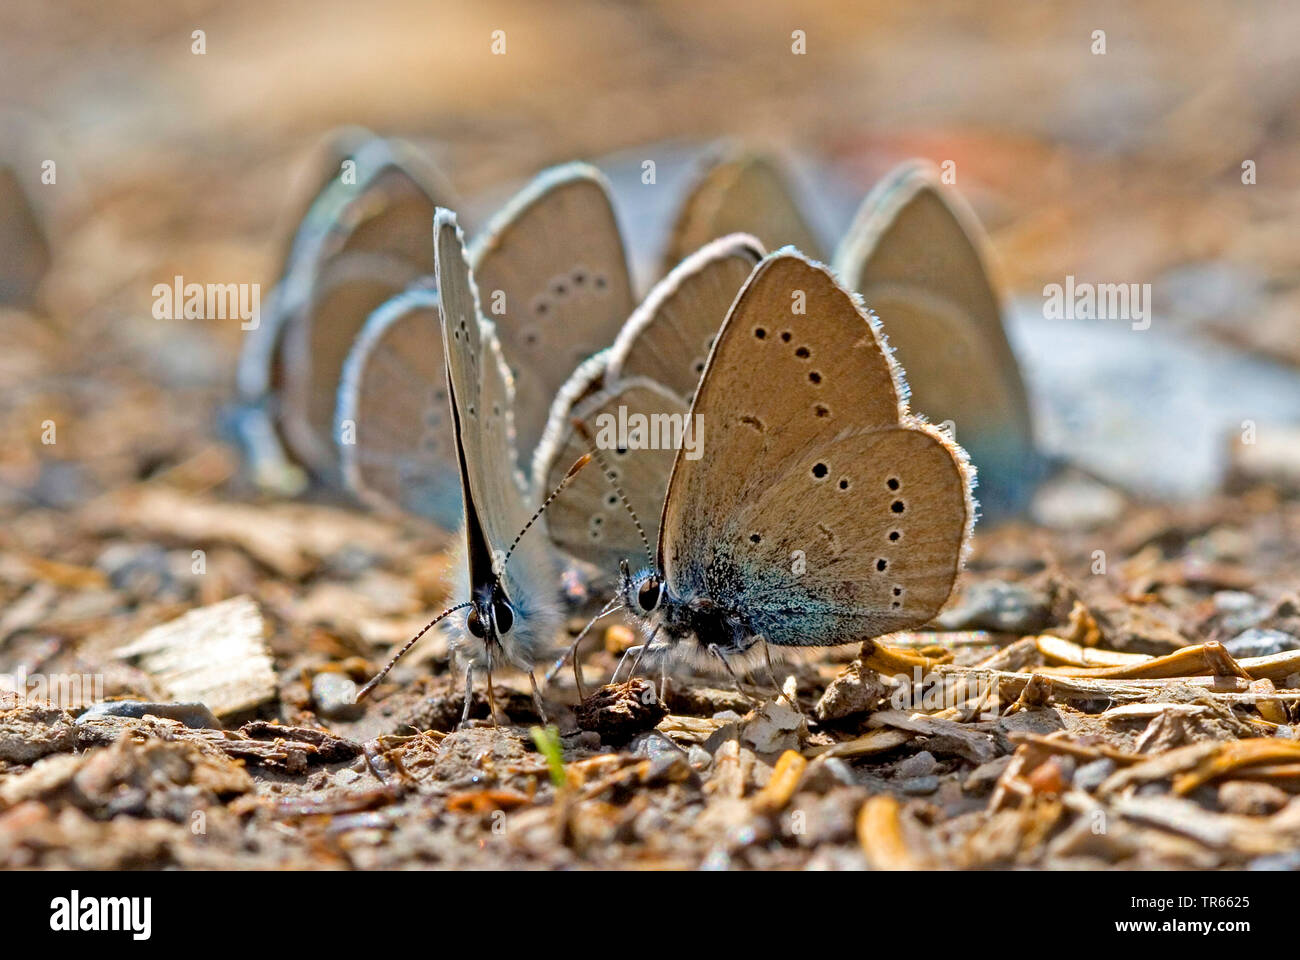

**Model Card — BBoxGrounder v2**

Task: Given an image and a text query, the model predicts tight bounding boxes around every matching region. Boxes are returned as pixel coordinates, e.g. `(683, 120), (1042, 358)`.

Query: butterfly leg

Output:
(529, 669), (549, 725)
(708, 644), (759, 709)
(610, 645), (643, 684)
(459, 664), (476, 729)
(763, 640), (804, 717)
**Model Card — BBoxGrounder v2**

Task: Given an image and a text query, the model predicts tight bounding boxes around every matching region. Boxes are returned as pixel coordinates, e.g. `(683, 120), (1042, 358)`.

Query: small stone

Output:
(937, 580), (1053, 634)
(712, 710), (743, 723)
(895, 750), (937, 779)
(899, 775), (940, 795)
(1224, 629), (1300, 659)
(311, 673), (362, 721)
(1073, 757), (1117, 792)
(963, 755), (1014, 792)
(814, 658), (890, 722)
(800, 756), (857, 791)
(76, 700), (221, 730)
(687, 745), (713, 771)
(1212, 591), (1271, 633)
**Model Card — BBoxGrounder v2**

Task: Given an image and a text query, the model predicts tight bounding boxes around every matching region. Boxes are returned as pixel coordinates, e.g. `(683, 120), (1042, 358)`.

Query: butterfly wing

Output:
(538, 378), (686, 576)
(833, 160), (1038, 519)
(436, 209), (562, 668)
(659, 251), (972, 646)
(276, 139), (454, 477)
(280, 251), (425, 474)
(336, 286), (462, 530)
(606, 234), (764, 403)
(662, 149), (823, 274)
(470, 164), (634, 470)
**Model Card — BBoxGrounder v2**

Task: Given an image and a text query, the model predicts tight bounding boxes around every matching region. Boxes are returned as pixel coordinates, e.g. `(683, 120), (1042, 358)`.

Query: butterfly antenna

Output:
(572, 418), (654, 569)
(545, 595), (624, 696)
(357, 601), (474, 701)
(500, 452), (593, 570)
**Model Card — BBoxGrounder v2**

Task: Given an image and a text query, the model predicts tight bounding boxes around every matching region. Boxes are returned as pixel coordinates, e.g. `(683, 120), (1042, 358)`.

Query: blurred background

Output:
(3, 0), (1300, 527)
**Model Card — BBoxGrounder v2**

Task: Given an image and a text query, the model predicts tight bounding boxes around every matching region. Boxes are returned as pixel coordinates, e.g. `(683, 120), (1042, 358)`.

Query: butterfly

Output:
(234, 133), (454, 488)
(359, 211), (594, 724)
(532, 233), (765, 581)
(662, 146), (823, 272)
(610, 248), (974, 681)
(662, 149), (1038, 521)
(337, 162), (634, 527)
(833, 160), (1041, 520)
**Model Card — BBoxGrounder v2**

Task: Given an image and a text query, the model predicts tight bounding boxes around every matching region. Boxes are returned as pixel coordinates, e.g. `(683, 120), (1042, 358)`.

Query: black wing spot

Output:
(749, 532), (761, 544)
(891, 600), (902, 610)
(740, 415), (765, 432)
(754, 327), (767, 339)
(572, 269), (587, 286)
(594, 274), (608, 290)
(808, 371), (822, 385)
(535, 299), (549, 316)
(811, 462), (828, 479)
(814, 404), (830, 418)
(795, 346), (810, 359)
(887, 477), (900, 491)
(889, 530), (901, 542)
(891, 500), (905, 513)
(876, 558), (888, 572)
(780, 331), (792, 342)
(838, 478), (850, 490)
(893, 586), (903, 596)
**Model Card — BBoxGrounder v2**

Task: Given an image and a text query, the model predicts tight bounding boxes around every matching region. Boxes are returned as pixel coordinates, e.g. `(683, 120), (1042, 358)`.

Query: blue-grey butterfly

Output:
(358, 211), (595, 725)
(663, 146), (823, 272)
(336, 162), (634, 527)
(234, 133), (455, 487)
(615, 249), (974, 681)
(533, 233), (765, 579)
(832, 160), (1041, 521)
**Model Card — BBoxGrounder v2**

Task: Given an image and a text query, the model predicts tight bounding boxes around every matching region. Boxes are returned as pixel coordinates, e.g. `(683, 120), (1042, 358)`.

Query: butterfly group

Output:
(238, 135), (1041, 726)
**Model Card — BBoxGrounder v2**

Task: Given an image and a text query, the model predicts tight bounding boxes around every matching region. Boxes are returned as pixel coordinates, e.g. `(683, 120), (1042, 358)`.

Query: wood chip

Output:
(112, 596), (276, 719)
(751, 750), (807, 815)
(857, 795), (921, 869)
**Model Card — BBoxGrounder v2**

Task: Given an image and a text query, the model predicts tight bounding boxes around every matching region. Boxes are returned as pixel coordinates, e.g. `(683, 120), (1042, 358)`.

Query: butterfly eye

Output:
(492, 597), (514, 635)
(466, 606), (488, 639)
(637, 578), (662, 612)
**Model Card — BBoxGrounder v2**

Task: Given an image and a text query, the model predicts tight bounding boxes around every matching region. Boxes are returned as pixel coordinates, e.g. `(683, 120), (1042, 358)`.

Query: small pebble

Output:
(76, 700), (221, 729)
(311, 672), (363, 721)
(895, 750), (937, 779)
(899, 775), (940, 796)
(687, 745), (713, 771)
(1224, 628), (1300, 659)
(936, 580), (1052, 633)
(1073, 757), (1116, 792)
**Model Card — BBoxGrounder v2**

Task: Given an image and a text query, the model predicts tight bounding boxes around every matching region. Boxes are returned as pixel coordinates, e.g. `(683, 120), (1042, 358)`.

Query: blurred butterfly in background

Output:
(665, 149), (1041, 521)
(533, 233), (765, 585)
(663, 145), (823, 271)
(233, 131), (456, 491)
(833, 160), (1042, 521)
(613, 249), (974, 683)
(336, 161), (634, 533)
